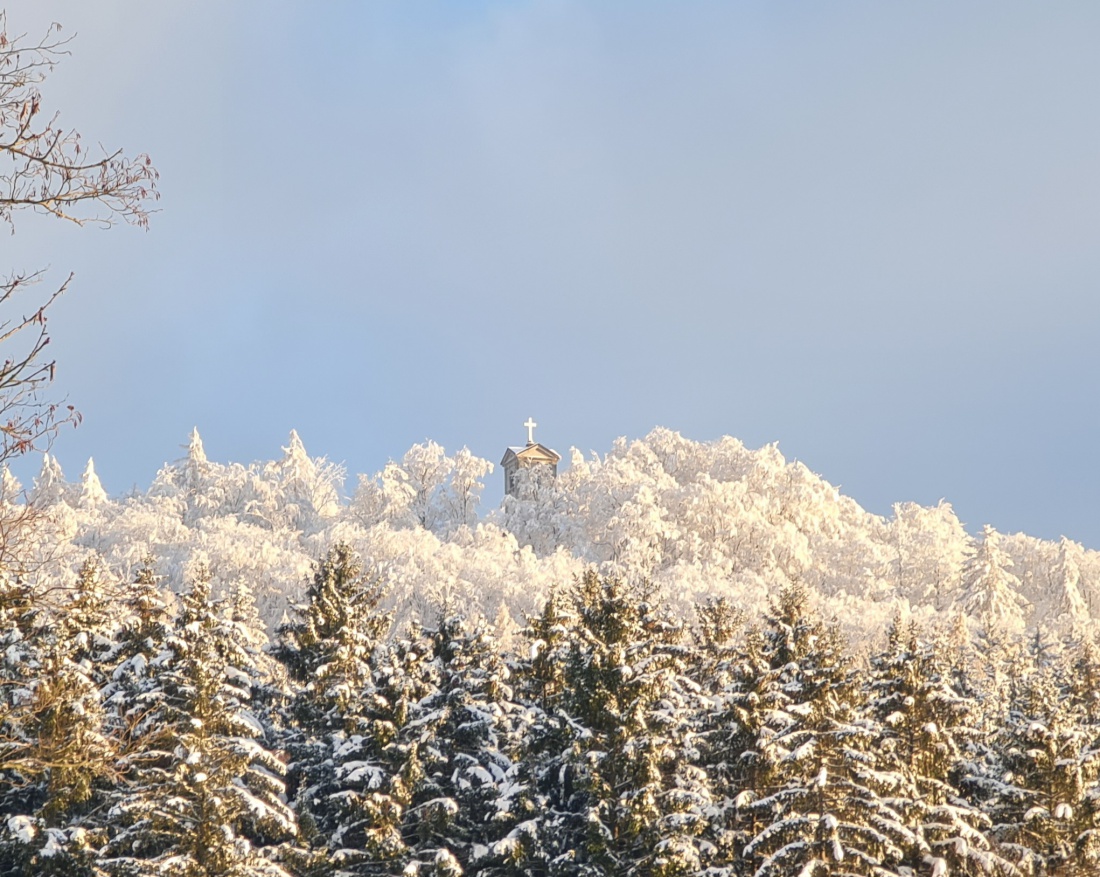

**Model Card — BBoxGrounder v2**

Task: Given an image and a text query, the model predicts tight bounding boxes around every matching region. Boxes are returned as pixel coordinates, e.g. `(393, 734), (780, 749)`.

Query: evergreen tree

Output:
(102, 558), (172, 771)
(990, 656), (1100, 875)
(30, 557), (116, 826)
(869, 616), (1021, 876)
(104, 571), (297, 876)
(509, 571), (711, 877)
(959, 527), (1029, 637)
(488, 587), (576, 873)
(0, 572), (44, 819)
(0, 557), (116, 876)
(1044, 538), (1090, 633)
(305, 621), (439, 877)
(274, 544), (414, 876)
(738, 583), (917, 877)
(75, 459), (109, 510)
(688, 596), (758, 875)
(274, 543), (390, 716)
(402, 614), (521, 874)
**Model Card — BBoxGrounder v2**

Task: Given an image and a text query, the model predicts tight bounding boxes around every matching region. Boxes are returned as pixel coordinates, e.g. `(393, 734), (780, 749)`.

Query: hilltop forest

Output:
(0, 429), (1099, 875)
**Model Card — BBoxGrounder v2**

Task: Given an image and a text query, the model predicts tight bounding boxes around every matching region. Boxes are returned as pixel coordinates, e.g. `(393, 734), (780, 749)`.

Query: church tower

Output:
(501, 417), (561, 498)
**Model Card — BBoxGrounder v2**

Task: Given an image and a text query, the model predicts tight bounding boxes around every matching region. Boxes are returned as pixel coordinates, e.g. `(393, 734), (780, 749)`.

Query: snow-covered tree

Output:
(104, 571), (298, 876)
(274, 543), (390, 719)
(737, 583), (918, 877)
(307, 622), (441, 877)
(102, 558), (173, 782)
(892, 500), (970, 608)
(508, 572), (712, 877)
(74, 459), (108, 511)
(869, 615), (1022, 876)
(1042, 537), (1091, 633)
(30, 454), (70, 508)
(988, 658), (1100, 874)
(440, 447), (494, 531)
(353, 443), (495, 536)
(274, 545), (422, 875)
(958, 526), (1029, 637)
(0, 572), (42, 813)
(400, 614), (520, 874)
(0, 557), (117, 876)
(260, 430), (344, 534)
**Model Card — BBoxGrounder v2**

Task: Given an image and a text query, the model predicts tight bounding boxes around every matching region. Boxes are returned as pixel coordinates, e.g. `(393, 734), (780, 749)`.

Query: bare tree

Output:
(0, 11), (158, 464)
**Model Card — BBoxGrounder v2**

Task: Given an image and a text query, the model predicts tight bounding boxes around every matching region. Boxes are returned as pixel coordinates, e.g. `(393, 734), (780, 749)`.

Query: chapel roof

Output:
(501, 442), (561, 466)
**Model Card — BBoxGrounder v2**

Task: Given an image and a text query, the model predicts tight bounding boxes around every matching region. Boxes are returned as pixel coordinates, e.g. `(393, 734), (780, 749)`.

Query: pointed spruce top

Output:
(79, 457), (108, 507)
(31, 453), (67, 505)
(0, 466), (21, 500)
(188, 427), (207, 464)
(283, 429), (308, 460)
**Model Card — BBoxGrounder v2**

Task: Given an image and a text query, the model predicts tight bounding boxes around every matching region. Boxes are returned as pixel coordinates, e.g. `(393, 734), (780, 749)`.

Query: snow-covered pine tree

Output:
(103, 570), (298, 877)
(486, 587), (576, 872)
(869, 615), (1022, 877)
(274, 543), (390, 715)
(739, 582), (918, 877)
(224, 577), (287, 730)
(265, 430), (343, 534)
(175, 428), (218, 524)
(29, 453), (70, 508)
(1063, 635), (1100, 868)
(0, 556), (116, 876)
(958, 527), (1030, 638)
(31, 556), (116, 821)
(401, 614), (520, 875)
(686, 596), (750, 873)
(273, 544), (390, 845)
(507, 571), (711, 877)
(75, 458), (108, 510)
(1043, 537), (1091, 633)
(1065, 633), (1100, 726)
(274, 544), (416, 876)
(121, 558), (172, 654)
(302, 620), (441, 877)
(988, 654), (1100, 875)
(100, 558), (173, 825)
(0, 571), (42, 816)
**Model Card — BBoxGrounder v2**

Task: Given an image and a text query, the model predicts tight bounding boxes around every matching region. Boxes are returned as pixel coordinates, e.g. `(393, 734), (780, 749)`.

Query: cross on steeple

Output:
(502, 418), (561, 499)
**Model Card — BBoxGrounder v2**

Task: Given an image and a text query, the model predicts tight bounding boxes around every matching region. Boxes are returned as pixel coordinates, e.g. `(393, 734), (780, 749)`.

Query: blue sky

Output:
(7, 2), (1100, 544)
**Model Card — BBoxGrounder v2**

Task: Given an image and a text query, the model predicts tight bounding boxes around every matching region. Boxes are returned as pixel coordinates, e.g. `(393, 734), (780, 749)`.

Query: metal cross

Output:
(524, 417), (537, 444)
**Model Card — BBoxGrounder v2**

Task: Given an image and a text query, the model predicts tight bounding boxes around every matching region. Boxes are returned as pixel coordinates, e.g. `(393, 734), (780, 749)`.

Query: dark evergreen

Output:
(738, 583), (917, 877)
(0, 558), (115, 876)
(275, 544), (421, 876)
(989, 657), (1100, 875)
(869, 616), (1022, 876)
(103, 571), (298, 877)
(508, 571), (711, 877)
(402, 614), (521, 875)
(689, 596), (755, 875)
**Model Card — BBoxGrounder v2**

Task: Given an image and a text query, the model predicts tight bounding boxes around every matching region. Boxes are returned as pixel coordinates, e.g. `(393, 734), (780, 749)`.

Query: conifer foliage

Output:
(3, 530), (1100, 875)
(105, 571), (296, 876)
(736, 584), (916, 877)
(511, 571), (710, 877)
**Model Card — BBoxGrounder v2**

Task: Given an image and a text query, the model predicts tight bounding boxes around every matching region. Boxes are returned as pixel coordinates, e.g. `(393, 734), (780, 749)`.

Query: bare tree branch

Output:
(0, 11), (157, 468)
(0, 12), (159, 230)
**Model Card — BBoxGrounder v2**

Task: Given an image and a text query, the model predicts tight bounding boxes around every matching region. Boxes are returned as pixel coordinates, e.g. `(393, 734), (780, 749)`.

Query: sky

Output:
(4, 2), (1100, 545)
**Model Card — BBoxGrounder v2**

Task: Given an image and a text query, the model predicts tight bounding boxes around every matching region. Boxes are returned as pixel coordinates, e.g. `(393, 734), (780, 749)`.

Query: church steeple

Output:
(501, 417), (561, 498)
